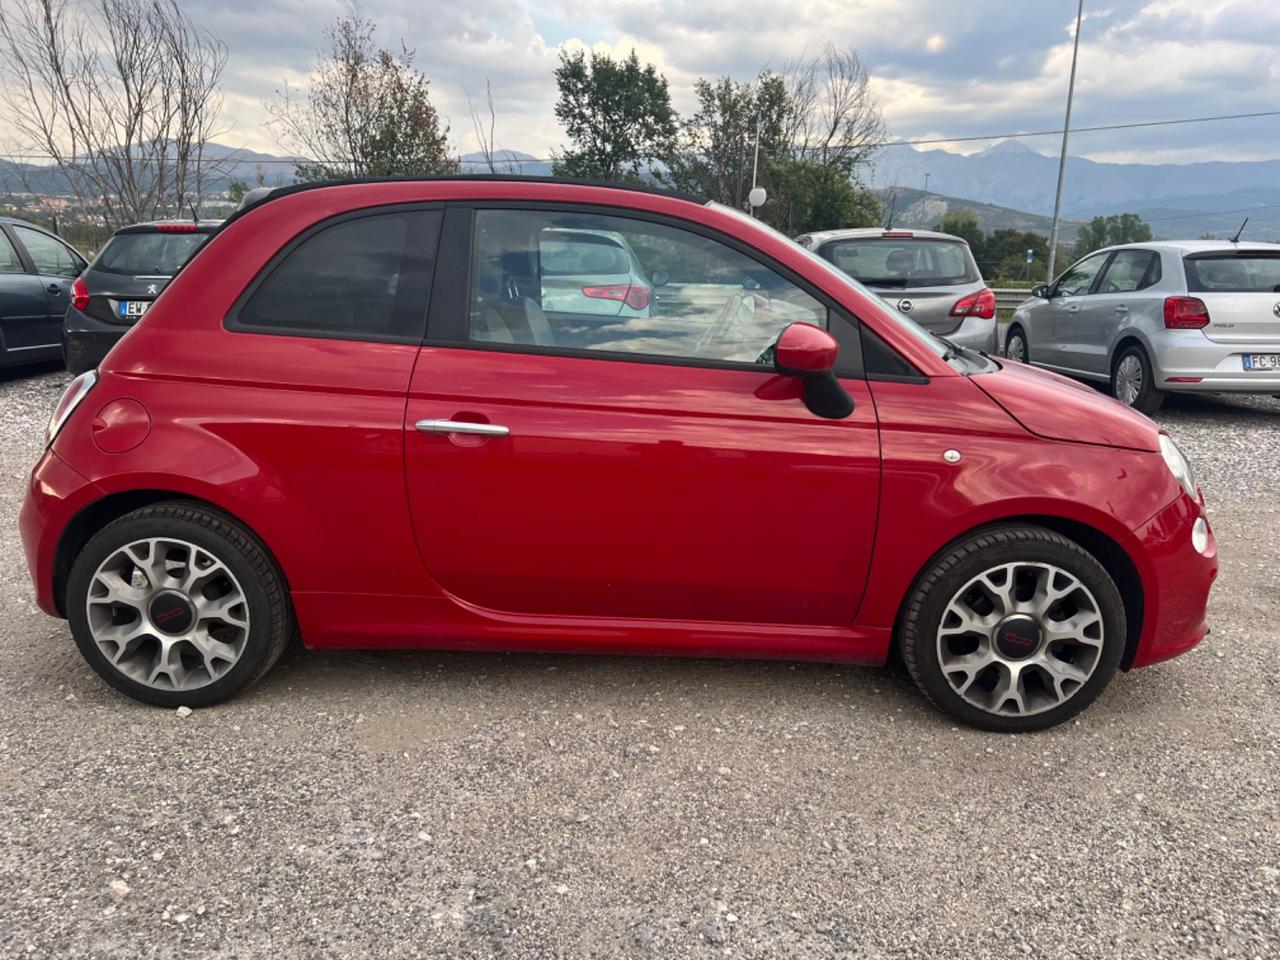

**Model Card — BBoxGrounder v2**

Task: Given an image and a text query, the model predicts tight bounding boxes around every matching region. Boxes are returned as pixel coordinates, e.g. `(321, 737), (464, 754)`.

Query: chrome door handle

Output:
(1115, 304), (1129, 313)
(415, 419), (510, 437)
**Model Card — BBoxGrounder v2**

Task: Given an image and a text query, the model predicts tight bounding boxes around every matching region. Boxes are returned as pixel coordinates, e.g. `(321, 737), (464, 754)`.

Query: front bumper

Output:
(18, 448), (103, 618)
(1125, 492), (1218, 668)
(1150, 331), (1280, 393)
(62, 305), (129, 375)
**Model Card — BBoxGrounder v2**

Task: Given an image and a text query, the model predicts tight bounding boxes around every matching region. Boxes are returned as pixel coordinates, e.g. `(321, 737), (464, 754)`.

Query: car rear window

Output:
(95, 231), (210, 276)
(539, 231), (631, 276)
(1184, 252), (1280, 293)
(823, 238), (979, 287)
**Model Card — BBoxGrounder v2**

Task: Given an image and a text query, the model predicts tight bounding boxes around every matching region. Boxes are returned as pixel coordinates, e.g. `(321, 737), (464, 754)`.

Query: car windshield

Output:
(539, 231), (632, 276)
(94, 231), (209, 276)
(1184, 252), (1280, 293)
(707, 203), (953, 361)
(823, 237), (979, 288)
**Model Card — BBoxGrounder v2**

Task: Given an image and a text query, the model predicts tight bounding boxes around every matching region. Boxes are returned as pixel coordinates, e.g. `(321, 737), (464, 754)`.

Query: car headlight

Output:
(46, 370), (97, 447)
(1158, 433), (1196, 498)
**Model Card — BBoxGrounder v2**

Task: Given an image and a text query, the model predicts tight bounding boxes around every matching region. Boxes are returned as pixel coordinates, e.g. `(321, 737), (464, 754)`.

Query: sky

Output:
(100, 0), (1280, 166)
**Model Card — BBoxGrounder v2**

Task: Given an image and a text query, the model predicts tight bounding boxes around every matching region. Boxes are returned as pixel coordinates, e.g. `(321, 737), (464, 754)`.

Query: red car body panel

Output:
(19, 178), (1218, 675)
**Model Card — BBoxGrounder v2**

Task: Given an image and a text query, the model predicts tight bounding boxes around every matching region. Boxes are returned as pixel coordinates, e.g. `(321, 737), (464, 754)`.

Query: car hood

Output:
(973, 360), (1160, 452)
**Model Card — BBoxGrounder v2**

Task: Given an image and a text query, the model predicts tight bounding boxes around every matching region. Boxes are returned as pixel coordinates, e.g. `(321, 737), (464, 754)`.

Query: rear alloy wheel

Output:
(901, 525), (1125, 732)
(67, 503), (293, 707)
(1112, 345), (1164, 414)
(1004, 326), (1028, 363)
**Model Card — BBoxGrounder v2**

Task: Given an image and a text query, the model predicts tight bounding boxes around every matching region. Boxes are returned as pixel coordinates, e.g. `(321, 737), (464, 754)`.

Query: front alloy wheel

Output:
(901, 525), (1125, 732)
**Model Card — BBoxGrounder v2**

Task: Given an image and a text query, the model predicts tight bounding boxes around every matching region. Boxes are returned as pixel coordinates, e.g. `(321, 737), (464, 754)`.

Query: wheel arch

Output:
(1110, 332), (1150, 373)
(891, 514), (1144, 671)
(51, 489), (291, 618)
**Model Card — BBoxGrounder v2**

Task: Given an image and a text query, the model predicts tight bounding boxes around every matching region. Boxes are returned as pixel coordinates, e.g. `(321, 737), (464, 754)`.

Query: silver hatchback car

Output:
(796, 227), (997, 353)
(1004, 240), (1280, 412)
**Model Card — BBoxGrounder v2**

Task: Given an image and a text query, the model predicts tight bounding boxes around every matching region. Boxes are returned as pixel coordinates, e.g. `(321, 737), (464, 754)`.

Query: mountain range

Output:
(869, 140), (1280, 240)
(4, 139), (1277, 241)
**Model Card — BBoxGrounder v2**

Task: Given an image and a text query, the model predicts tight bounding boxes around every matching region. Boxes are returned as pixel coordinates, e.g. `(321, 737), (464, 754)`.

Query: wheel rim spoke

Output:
(85, 536), (250, 693)
(936, 561), (1105, 718)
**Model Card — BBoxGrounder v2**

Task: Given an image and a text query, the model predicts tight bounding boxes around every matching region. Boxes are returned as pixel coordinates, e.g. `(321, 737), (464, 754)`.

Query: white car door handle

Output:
(415, 419), (510, 437)
(1115, 304), (1129, 314)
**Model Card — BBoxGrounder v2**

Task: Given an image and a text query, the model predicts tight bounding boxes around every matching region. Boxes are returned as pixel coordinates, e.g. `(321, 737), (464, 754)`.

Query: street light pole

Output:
(749, 111), (762, 217)
(1046, 0), (1084, 282)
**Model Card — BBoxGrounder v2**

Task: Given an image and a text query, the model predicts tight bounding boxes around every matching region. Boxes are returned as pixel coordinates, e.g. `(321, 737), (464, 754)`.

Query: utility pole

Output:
(924, 172), (931, 194)
(1046, 0), (1084, 282)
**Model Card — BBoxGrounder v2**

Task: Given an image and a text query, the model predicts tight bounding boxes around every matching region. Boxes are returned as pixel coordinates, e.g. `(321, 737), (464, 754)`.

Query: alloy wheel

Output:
(935, 561), (1105, 717)
(1006, 332), (1026, 362)
(85, 537), (250, 691)
(1115, 354), (1143, 406)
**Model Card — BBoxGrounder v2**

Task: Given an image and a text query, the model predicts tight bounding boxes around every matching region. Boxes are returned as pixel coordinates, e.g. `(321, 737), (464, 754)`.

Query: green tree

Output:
(551, 49), (677, 181)
(267, 7), (457, 181)
(1073, 213), (1152, 257)
(981, 229), (1049, 282)
(762, 158), (879, 234)
(936, 210), (985, 263)
(226, 178), (249, 204)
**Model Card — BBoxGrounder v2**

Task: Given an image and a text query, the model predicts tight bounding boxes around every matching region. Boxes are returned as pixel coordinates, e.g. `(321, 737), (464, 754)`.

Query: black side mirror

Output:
(1031, 283), (1051, 299)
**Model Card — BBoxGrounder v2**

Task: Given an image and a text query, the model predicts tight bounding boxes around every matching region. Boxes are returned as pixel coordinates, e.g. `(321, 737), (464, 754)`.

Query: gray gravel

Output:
(1, 364), (1277, 959)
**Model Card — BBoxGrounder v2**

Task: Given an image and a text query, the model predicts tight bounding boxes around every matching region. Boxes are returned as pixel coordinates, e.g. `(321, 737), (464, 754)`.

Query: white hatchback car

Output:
(1004, 240), (1280, 412)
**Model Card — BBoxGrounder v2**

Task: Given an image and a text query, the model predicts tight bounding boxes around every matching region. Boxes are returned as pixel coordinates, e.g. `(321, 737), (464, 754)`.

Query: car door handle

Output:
(47, 283), (63, 294)
(1115, 304), (1129, 314)
(415, 419), (510, 437)
(1065, 303), (1081, 313)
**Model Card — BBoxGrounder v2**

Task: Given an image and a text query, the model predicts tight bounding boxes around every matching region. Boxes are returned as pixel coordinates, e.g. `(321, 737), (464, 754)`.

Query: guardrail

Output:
(992, 287), (1034, 312)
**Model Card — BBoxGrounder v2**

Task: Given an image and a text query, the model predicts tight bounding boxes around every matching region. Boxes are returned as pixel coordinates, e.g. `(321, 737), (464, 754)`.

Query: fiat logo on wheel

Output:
(897, 298), (914, 313)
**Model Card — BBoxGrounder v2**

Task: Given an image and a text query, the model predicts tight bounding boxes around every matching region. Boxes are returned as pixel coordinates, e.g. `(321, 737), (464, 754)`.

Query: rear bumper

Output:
(63, 305), (129, 374)
(1126, 492), (1218, 668)
(1149, 331), (1280, 392)
(18, 448), (103, 618)
(948, 316), (998, 354)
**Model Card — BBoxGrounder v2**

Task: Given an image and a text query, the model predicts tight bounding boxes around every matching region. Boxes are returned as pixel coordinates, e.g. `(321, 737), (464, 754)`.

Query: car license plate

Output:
(1242, 353), (1280, 370)
(119, 301), (150, 319)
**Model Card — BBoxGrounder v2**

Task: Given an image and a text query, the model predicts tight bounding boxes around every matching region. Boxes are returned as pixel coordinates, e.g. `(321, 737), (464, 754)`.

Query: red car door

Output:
(403, 205), (881, 627)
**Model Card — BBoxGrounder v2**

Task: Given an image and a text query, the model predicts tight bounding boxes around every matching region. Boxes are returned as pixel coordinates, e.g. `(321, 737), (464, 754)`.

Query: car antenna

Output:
(883, 188), (898, 230)
(1229, 217), (1248, 243)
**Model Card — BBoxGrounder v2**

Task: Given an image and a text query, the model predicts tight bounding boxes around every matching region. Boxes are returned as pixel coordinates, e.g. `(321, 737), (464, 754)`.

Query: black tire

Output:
(1004, 325), (1028, 363)
(900, 524), (1125, 733)
(66, 502), (293, 707)
(1111, 344), (1164, 414)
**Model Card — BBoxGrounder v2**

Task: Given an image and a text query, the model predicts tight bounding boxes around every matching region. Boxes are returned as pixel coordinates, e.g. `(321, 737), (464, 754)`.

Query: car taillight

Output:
(582, 284), (650, 310)
(1163, 296), (1210, 329)
(156, 224), (198, 233)
(949, 287), (996, 320)
(71, 276), (90, 311)
(45, 370), (97, 446)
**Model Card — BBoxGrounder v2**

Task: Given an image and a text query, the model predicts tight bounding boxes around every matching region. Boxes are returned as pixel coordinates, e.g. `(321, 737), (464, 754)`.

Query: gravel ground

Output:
(1, 364), (1277, 959)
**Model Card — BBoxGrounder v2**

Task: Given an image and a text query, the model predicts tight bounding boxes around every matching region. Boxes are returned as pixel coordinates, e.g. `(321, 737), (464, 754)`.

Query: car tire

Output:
(1111, 344), (1164, 414)
(900, 524), (1125, 733)
(1004, 325), (1028, 363)
(66, 502), (294, 707)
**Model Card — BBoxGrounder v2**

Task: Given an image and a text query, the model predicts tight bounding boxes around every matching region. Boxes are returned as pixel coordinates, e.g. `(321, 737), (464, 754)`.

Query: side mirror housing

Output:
(772, 323), (853, 420)
(1031, 283), (1050, 299)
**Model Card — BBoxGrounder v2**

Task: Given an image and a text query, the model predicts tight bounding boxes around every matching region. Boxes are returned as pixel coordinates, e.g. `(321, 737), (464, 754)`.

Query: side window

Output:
(1054, 252), (1109, 297)
(0, 231), (24, 274)
(13, 226), (82, 277)
(1098, 250), (1160, 293)
(467, 209), (828, 365)
(234, 209), (441, 342)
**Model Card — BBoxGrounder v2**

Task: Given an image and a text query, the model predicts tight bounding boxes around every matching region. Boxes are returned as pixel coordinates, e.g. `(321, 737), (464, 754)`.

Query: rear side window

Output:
(1185, 252), (1280, 293)
(12, 225), (83, 277)
(96, 232), (209, 276)
(1097, 249), (1161, 293)
(539, 231), (632, 276)
(823, 238), (978, 287)
(233, 209), (442, 342)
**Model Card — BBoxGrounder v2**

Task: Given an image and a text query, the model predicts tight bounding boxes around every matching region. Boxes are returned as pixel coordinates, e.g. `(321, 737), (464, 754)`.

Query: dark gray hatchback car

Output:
(0, 217), (88, 368)
(63, 220), (218, 373)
